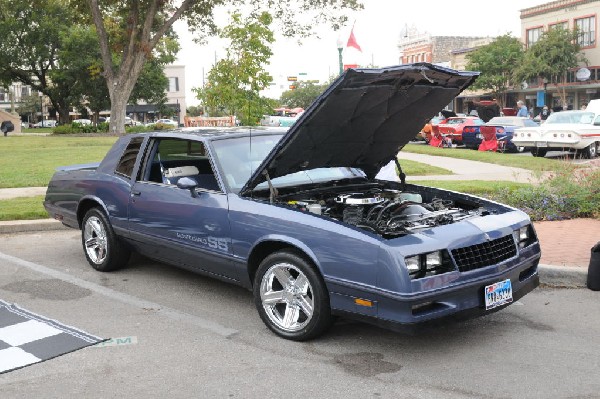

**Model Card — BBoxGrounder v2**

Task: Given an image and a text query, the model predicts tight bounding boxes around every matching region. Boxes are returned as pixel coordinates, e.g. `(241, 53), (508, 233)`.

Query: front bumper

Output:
(329, 251), (540, 331)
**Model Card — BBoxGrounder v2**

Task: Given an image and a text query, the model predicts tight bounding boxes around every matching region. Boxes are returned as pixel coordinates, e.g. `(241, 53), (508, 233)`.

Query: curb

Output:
(538, 264), (588, 288)
(0, 219), (590, 289)
(0, 219), (69, 234)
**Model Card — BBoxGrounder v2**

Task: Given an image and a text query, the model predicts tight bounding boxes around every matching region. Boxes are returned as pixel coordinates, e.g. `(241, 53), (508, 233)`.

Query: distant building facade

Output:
(398, 28), (491, 113)
(127, 64), (187, 125)
(517, 0), (600, 111)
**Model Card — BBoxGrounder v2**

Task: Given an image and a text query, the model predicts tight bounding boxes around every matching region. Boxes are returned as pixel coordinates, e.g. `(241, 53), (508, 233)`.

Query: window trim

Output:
(526, 25), (544, 48)
(575, 14), (596, 49)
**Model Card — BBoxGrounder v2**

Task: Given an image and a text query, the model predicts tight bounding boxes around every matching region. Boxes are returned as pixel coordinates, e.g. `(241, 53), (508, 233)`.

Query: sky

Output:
(175, 0), (548, 106)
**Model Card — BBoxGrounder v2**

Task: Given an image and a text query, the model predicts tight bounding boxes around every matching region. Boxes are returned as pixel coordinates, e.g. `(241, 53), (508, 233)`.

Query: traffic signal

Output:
(289, 85), (296, 90)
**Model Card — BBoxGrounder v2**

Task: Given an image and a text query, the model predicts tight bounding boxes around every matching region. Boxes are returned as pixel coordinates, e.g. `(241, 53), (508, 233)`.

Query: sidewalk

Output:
(1, 151), (597, 287)
(397, 152), (543, 183)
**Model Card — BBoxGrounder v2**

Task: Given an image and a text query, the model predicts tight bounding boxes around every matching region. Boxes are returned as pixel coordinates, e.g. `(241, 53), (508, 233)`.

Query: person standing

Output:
(516, 100), (528, 117)
(537, 105), (550, 122)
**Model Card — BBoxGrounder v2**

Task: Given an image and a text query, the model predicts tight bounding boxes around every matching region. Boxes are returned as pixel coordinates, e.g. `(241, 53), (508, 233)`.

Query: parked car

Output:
(512, 102), (600, 158)
(462, 116), (539, 152)
(437, 116), (485, 144)
(154, 118), (179, 127)
(43, 64), (540, 341)
(72, 119), (92, 126)
(104, 116), (138, 126)
(33, 120), (57, 128)
(418, 111), (456, 142)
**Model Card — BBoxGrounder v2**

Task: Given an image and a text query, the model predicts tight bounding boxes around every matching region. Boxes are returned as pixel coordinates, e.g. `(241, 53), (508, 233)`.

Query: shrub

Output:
(488, 162), (600, 221)
(51, 122), (110, 134)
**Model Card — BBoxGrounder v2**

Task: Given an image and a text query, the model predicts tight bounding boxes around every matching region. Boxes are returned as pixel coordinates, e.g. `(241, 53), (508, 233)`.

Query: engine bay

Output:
(278, 186), (492, 238)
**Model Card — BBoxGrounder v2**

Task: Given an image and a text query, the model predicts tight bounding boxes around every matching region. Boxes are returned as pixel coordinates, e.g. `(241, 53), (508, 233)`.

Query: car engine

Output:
(281, 188), (488, 238)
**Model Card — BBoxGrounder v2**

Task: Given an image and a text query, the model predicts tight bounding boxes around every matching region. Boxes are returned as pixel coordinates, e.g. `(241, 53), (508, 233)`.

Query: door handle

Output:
(131, 190), (141, 196)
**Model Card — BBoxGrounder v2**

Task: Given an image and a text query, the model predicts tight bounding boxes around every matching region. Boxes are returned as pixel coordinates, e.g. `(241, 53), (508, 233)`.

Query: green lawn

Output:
(408, 179), (530, 196)
(403, 143), (566, 172)
(0, 195), (47, 221)
(0, 135), (450, 189)
(0, 136), (117, 188)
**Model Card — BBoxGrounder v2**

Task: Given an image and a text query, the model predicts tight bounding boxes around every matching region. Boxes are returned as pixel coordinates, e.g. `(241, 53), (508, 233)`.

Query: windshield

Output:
(211, 134), (366, 194)
(445, 118), (466, 124)
(544, 111), (595, 124)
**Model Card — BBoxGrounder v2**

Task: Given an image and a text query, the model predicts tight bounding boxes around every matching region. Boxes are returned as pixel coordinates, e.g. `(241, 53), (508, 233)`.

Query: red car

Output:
(437, 116), (485, 144)
(419, 111), (456, 142)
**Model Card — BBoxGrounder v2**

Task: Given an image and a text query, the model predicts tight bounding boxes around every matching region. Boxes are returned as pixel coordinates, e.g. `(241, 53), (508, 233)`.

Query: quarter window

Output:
(576, 16), (596, 47)
(115, 137), (144, 178)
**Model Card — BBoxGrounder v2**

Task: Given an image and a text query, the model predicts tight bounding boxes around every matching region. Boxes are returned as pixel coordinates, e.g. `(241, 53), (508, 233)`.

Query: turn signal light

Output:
(354, 298), (373, 307)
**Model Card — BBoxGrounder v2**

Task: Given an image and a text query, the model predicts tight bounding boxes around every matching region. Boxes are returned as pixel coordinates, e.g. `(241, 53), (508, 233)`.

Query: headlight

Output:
(425, 252), (442, 268)
(405, 256), (421, 274)
(404, 251), (453, 279)
(514, 224), (536, 249)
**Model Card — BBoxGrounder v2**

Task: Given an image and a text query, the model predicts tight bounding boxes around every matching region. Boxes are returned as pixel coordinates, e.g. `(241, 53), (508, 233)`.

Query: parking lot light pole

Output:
(337, 38), (344, 75)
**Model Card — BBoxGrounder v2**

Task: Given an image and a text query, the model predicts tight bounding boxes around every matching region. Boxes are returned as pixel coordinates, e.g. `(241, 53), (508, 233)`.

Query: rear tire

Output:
(530, 148), (548, 157)
(580, 143), (598, 159)
(253, 250), (332, 341)
(81, 208), (130, 272)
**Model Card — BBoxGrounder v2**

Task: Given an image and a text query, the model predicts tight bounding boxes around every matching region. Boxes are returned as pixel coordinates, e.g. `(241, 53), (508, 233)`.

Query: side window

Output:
(115, 137), (144, 178)
(143, 138), (221, 192)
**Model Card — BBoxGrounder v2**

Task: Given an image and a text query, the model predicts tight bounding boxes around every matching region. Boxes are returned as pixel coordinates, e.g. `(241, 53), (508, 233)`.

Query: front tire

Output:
(81, 208), (131, 272)
(253, 250), (332, 341)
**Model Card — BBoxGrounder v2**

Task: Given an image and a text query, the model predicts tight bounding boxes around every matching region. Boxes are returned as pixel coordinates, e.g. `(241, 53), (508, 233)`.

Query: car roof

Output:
(131, 126), (288, 142)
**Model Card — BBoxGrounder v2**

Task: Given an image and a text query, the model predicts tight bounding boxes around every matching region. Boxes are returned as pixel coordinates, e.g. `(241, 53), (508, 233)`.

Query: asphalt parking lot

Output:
(1, 229), (600, 398)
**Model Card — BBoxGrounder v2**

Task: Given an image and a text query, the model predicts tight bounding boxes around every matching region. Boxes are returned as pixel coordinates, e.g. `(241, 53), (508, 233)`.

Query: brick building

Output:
(516, 0), (600, 112)
(398, 28), (491, 112)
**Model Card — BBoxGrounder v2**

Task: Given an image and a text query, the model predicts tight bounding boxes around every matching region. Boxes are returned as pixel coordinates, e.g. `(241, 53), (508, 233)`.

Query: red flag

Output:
(346, 26), (362, 52)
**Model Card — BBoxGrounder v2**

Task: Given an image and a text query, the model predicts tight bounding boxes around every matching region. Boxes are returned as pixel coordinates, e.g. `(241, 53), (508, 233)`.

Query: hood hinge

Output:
(262, 170), (279, 203)
(394, 158), (406, 190)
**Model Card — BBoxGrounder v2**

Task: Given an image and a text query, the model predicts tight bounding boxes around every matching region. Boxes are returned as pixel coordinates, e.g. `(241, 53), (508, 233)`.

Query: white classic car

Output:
(512, 100), (600, 158)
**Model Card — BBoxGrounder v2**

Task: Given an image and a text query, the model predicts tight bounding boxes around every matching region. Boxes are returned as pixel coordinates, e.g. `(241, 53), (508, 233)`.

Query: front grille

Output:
(451, 234), (517, 273)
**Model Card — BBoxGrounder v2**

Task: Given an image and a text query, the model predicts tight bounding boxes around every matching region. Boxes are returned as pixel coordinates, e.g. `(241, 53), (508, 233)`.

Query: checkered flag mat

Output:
(0, 300), (105, 374)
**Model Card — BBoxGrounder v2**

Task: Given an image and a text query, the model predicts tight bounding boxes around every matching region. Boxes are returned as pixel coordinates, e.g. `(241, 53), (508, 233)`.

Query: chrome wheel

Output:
(83, 216), (107, 264)
(259, 263), (314, 333)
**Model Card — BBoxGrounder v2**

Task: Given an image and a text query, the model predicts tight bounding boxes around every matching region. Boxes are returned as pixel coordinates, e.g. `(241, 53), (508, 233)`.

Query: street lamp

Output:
(336, 37), (344, 75)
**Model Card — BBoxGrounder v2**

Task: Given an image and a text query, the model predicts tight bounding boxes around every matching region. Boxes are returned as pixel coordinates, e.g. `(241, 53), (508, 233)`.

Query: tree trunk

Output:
(107, 56), (146, 135)
(108, 89), (130, 135)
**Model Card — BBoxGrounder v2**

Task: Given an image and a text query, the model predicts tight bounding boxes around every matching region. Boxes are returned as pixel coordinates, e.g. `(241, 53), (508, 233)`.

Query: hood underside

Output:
(241, 63), (478, 195)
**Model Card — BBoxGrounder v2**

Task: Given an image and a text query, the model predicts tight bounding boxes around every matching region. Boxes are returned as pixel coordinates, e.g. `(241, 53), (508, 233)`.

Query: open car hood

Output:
(240, 63), (478, 196)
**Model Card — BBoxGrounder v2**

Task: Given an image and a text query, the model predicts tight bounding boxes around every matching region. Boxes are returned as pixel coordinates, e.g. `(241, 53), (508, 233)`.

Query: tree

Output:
(515, 27), (587, 109)
(79, 0), (361, 133)
(280, 80), (330, 109)
(56, 25), (174, 126)
(465, 34), (524, 108)
(196, 11), (276, 125)
(0, 0), (79, 123)
(187, 105), (204, 116)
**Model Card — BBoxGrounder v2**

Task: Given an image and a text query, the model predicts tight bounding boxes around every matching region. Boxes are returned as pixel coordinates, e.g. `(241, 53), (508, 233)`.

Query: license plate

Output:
(536, 141), (547, 147)
(484, 279), (513, 310)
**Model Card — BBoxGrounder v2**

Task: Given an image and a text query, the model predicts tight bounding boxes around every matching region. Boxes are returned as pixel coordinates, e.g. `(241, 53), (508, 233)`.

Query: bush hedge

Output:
(488, 162), (600, 221)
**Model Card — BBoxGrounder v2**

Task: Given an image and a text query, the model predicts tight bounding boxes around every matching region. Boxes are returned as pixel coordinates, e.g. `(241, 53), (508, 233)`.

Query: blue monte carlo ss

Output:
(44, 63), (540, 340)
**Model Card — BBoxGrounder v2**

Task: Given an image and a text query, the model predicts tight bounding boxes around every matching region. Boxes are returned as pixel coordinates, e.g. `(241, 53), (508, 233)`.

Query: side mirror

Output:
(176, 177), (199, 198)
